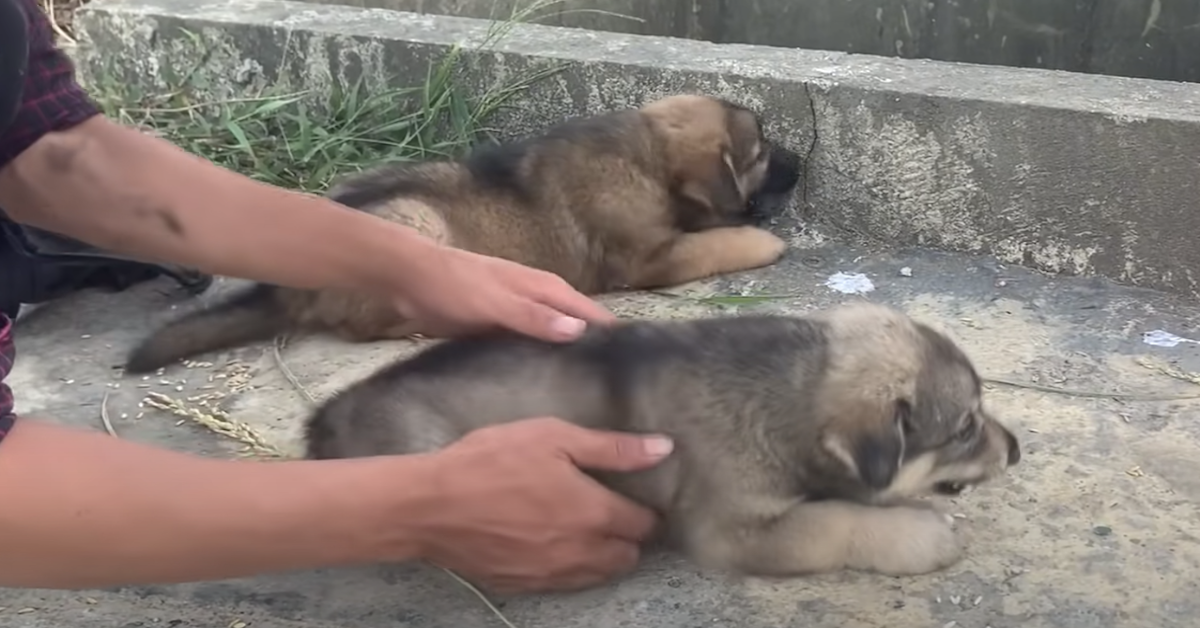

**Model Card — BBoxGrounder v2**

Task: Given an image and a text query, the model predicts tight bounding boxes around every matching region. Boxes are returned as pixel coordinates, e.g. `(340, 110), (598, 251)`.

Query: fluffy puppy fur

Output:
(122, 94), (803, 374)
(304, 302), (1021, 578)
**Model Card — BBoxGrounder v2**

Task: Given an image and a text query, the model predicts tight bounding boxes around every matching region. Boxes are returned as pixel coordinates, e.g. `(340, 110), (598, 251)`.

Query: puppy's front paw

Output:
(849, 507), (964, 576)
(732, 226), (787, 266)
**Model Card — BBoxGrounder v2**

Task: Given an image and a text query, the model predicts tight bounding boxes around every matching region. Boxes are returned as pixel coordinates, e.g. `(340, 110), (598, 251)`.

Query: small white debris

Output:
(942, 621), (958, 628)
(824, 272), (875, 295)
(120, 413), (128, 419)
(899, 266), (913, 277)
(950, 595), (961, 605)
(1143, 329), (1200, 348)
(973, 596), (983, 606)
(80, 334), (91, 339)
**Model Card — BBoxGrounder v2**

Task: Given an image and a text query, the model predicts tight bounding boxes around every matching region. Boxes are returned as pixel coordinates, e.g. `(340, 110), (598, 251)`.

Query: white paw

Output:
(853, 507), (964, 576)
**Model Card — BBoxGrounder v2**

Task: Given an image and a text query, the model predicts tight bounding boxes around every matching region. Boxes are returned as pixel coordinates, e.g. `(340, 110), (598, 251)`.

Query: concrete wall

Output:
(287, 0), (1200, 84)
(75, 0), (1200, 299)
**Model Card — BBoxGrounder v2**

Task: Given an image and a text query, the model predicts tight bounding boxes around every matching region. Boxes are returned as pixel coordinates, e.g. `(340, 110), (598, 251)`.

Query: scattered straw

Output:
(982, 375), (1200, 401)
(1136, 356), (1200, 387)
(38, 0), (81, 45)
(99, 390), (117, 437)
(142, 391), (285, 458)
(441, 569), (518, 628)
(272, 337), (317, 406)
(647, 290), (797, 308)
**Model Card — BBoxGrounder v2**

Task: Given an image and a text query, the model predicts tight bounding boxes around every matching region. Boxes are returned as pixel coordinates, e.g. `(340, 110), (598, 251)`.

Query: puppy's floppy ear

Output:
(824, 399), (910, 490)
(680, 151), (744, 216)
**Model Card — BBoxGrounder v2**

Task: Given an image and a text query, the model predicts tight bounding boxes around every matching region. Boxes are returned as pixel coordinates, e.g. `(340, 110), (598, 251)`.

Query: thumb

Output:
(554, 424), (675, 472)
(507, 300), (588, 343)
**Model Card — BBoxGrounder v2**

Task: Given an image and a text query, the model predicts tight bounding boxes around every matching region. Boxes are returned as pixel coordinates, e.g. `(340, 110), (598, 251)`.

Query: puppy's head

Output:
(639, 94), (802, 230)
(808, 303), (1020, 503)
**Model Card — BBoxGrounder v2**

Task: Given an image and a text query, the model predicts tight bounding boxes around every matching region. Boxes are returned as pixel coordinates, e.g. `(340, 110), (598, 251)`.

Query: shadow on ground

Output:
(4, 239), (1200, 628)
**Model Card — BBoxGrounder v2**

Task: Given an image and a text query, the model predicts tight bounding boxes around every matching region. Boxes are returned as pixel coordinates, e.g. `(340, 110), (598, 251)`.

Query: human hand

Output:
(413, 418), (673, 594)
(393, 246), (616, 342)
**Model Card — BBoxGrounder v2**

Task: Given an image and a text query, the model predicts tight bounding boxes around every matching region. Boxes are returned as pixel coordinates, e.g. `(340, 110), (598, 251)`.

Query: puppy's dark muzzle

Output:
(762, 144), (803, 195)
(747, 143), (803, 222)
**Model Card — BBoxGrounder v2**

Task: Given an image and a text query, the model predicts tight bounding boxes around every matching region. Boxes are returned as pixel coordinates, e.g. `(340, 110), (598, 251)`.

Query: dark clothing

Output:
(0, 316), (14, 442)
(0, 0), (101, 170)
(0, 0), (106, 443)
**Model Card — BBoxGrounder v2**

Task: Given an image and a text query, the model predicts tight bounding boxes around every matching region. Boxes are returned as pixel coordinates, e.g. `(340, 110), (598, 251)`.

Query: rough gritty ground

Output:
(4, 238), (1200, 628)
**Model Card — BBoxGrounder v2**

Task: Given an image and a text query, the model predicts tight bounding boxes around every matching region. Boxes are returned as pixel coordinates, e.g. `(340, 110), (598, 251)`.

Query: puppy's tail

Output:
(124, 284), (290, 374)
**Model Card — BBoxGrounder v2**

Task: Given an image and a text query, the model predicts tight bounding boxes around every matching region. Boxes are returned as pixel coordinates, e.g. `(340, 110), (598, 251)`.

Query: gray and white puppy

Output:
(303, 302), (1021, 577)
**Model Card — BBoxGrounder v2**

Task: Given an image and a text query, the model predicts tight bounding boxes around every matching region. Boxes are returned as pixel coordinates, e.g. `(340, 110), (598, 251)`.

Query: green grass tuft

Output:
(85, 0), (618, 194)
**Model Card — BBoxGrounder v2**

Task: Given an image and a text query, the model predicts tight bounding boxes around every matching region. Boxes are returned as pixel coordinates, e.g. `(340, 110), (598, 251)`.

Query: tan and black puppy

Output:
(122, 94), (803, 373)
(304, 302), (1021, 578)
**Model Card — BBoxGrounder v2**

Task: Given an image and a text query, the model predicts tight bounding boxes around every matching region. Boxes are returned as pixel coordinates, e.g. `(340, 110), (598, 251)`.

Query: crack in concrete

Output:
(800, 81), (819, 214)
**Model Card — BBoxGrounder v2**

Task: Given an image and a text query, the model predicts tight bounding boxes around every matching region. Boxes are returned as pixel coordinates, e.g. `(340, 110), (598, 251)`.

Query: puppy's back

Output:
(304, 330), (618, 460)
(303, 316), (822, 461)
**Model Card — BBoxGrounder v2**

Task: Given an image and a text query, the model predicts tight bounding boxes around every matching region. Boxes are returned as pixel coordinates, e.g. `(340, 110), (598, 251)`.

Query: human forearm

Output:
(0, 115), (437, 294)
(0, 418), (438, 589)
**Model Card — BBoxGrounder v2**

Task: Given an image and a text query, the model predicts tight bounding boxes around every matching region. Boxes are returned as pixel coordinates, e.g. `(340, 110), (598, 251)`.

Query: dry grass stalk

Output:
(1136, 356), (1200, 387)
(142, 391), (286, 458)
(38, 0), (82, 44)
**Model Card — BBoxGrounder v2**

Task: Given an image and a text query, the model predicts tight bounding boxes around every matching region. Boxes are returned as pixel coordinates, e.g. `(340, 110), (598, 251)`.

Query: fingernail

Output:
(551, 316), (586, 338)
(642, 436), (674, 458)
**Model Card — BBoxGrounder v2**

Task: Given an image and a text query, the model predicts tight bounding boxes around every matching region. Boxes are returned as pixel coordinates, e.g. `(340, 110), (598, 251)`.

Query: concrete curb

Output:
(76, 0), (1200, 299)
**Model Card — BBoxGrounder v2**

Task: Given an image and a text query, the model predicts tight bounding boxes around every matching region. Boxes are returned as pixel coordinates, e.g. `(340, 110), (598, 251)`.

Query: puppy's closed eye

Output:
(949, 417), (978, 444)
(823, 399), (911, 491)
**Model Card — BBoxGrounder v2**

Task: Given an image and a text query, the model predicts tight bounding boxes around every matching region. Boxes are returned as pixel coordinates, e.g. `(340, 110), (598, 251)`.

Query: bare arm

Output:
(0, 418), (439, 589)
(0, 115), (438, 297)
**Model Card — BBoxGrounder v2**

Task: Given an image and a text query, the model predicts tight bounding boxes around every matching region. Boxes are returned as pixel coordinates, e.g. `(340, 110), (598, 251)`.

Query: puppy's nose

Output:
(1003, 428), (1021, 466)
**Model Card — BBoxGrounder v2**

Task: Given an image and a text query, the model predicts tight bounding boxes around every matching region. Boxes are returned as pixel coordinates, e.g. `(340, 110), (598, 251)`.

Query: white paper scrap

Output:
(824, 272), (875, 295)
(1142, 329), (1200, 348)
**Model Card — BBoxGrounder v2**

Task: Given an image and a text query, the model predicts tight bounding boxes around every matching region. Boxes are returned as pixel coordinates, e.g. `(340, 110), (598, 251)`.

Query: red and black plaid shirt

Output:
(0, 0), (102, 442)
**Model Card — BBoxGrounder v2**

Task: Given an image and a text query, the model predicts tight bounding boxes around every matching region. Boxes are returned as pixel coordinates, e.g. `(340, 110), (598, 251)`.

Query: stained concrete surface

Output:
(76, 0), (1200, 308)
(290, 0), (1200, 84)
(3, 233), (1200, 627)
